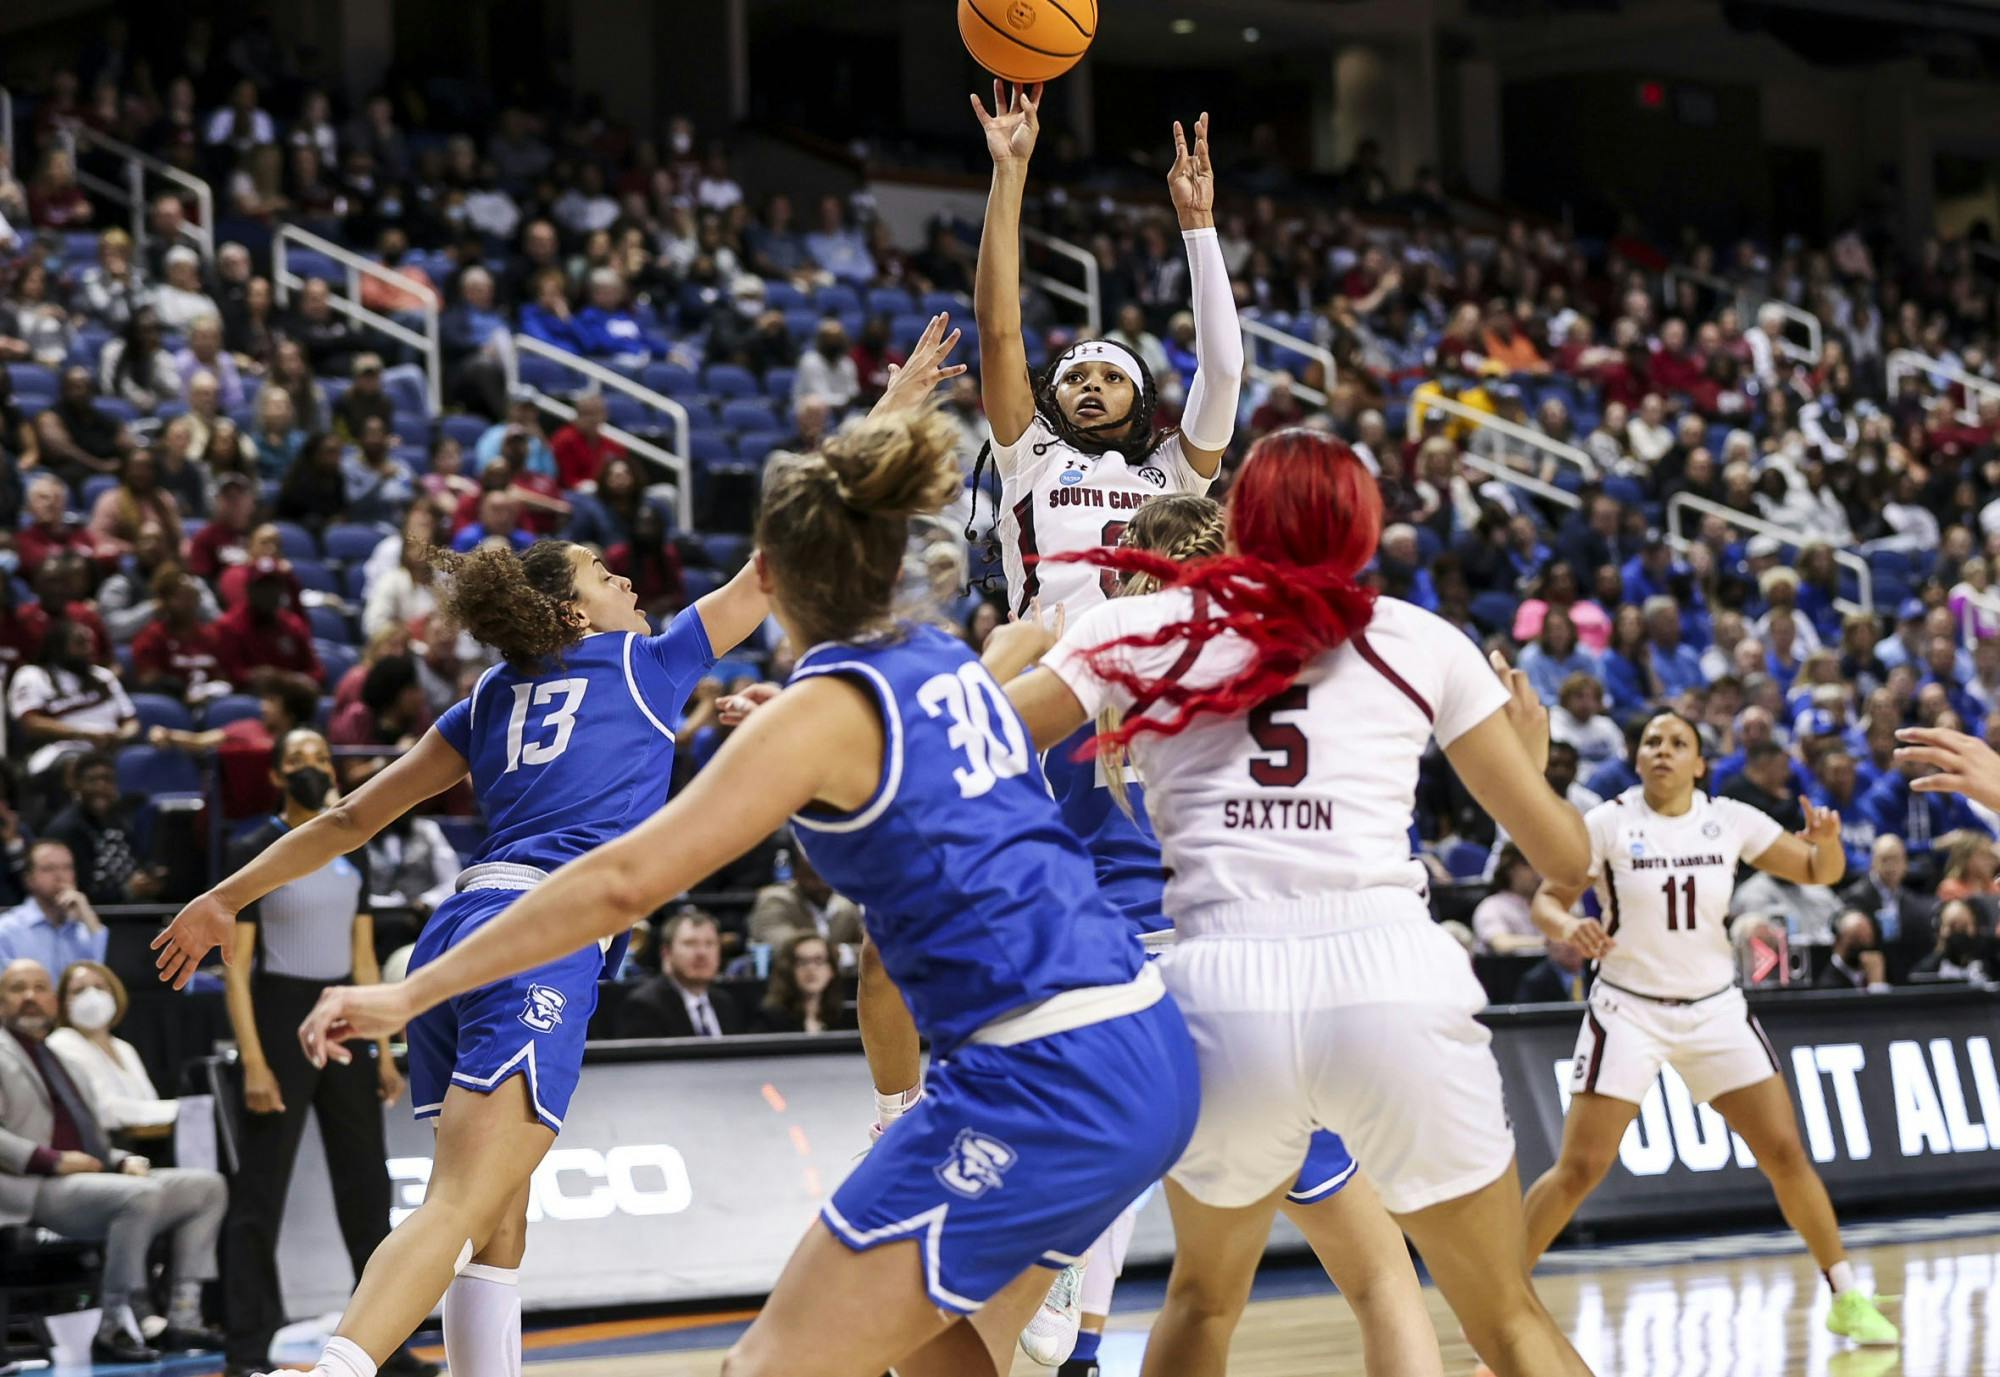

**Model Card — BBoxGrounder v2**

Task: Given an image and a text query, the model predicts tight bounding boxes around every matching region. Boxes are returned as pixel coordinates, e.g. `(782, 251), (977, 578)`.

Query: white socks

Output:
(319, 1335), (378, 1377)
(874, 1084), (924, 1133)
(1826, 1259), (1857, 1295)
(444, 1262), (524, 1377)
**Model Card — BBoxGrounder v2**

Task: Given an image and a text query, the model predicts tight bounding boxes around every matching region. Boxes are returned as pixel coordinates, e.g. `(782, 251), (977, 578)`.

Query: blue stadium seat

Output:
(782, 308), (819, 343)
(324, 523), (392, 565)
(814, 285), (861, 316)
(605, 395), (654, 432)
(920, 292), (969, 318)
(81, 475), (120, 512)
(442, 414), (488, 450)
(704, 364), (759, 398)
(735, 430), (786, 462)
(1443, 840), (1490, 881)
(688, 431), (735, 469)
(344, 564), (371, 600)
(1469, 590), (1521, 635)
(63, 231), (102, 264)
(205, 694), (263, 727)
(765, 367), (795, 402)
(9, 363), (56, 399)
(681, 568), (723, 601)
(129, 693), (193, 733)
(764, 281), (808, 312)
(383, 370), (427, 416)
(700, 534), (753, 570)
(292, 560), (340, 595)
(720, 398), (777, 431)
(1415, 526), (1443, 563)
(316, 639), (358, 684)
(889, 313), (930, 350)
(285, 248), (343, 283)
(641, 363), (699, 397)
(306, 605), (354, 642)
(115, 745), (201, 798)
(710, 656), (762, 685)
(866, 287), (916, 318)
(94, 397), (140, 425)
(391, 412), (431, 448)
(274, 522), (319, 561)
(518, 354), (572, 392)
(1603, 475), (1648, 508)
(320, 377), (351, 408)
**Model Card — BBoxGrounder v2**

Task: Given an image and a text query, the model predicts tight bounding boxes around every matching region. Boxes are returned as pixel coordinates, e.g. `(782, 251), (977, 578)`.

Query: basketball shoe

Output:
(1019, 1261), (1086, 1366)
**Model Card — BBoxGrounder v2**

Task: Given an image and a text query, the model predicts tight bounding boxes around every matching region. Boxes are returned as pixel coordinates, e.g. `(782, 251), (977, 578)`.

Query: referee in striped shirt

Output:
(216, 728), (434, 1377)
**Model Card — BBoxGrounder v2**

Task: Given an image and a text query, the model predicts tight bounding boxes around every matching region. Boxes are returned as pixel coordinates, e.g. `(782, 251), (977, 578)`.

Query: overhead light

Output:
(1242, 26), (1261, 42)
(1170, 18), (1197, 34)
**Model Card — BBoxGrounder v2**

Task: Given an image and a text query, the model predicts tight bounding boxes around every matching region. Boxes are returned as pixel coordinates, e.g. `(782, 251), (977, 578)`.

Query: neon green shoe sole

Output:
(1827, 1290), (1900, 1346)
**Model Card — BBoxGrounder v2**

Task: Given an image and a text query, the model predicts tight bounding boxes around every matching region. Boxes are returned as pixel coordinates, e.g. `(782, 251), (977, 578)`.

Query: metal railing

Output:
(1885, 348), (2000, 425)
(1411, 392), (1598, 482)
(501, 333), (693, 531)
(1459, 452), (1581, 510)
(1021, 227), (1100, 336)
(1767, 300), (1823, 365)
(1951, 585), (2000, 653)
(1662, 264), (1823, 364)
(58, 124), (214, 263)
(1664, 491), (1873, 615)
(274, 224), (441, 410)
(1242, 314), (1335, 407)
(1662, 263), (1741, 316)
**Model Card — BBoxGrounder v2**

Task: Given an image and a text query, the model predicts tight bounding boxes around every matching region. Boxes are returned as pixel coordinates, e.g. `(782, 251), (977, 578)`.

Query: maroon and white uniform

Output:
(1568, 789), (1787, 1106)
(1045, 592), (1518, 1213)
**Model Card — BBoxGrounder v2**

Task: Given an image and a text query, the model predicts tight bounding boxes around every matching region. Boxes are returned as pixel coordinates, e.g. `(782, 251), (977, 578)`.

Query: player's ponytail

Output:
(1098, 496), (1228, 816)
(759, 409), (962, 649)
(1056, 429), (1381, 755)
(427, 540), (583, 669)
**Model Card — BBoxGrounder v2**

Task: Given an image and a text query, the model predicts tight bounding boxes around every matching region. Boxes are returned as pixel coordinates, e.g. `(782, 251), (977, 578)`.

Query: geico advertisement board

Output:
(1490, 988), (2000, 1224)
(275, 990), (1998, 1313)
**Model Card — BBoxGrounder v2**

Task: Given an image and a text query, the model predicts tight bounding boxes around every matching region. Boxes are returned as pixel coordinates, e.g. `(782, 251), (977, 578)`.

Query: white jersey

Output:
(993, 416), (1211, 619)
(1584, 789), (1785, 1001)
(1045, 593), (1508, 926)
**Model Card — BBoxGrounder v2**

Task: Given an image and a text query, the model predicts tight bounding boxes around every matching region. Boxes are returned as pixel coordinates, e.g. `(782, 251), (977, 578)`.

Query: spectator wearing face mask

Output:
(1912, 900), (1988, 982)
(45, 961), (179, 1131)
(792, 319), (860, 410)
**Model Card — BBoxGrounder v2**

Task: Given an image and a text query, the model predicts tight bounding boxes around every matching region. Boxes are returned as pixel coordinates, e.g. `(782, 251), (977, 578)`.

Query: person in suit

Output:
(0, 958), (226, 1361)
(613, 909), (746, 1038)
(1513, 936), (1591, 1005)
(1814, 912), (1890, 991)
(746, 841), (865, 948)
(1837, 834), (1936, 979)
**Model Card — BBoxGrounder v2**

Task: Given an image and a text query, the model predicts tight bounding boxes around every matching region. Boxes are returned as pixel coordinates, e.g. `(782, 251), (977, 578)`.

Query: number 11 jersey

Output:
(1583, 789), (1783, 1001)
(433, 614), (716, 873)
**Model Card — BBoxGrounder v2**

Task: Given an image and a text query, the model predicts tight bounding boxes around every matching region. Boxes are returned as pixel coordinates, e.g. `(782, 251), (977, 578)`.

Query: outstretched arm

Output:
(971, 81), (1042, 448)
(869, 312), (966, 418)
(152, 730), (471, 988)
(298, 677), (883, 1061)
(694, 559), (770, 658)
(1168, 114), (1241, 479)
(1747, 800), (1847, 887)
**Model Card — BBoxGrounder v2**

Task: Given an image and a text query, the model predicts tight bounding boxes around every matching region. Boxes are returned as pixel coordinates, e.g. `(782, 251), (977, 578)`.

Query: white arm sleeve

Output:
(1178, 228), (1244, 452)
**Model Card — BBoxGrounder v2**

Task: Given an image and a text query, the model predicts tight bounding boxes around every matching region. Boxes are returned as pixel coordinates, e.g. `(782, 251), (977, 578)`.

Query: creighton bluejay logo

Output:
(933, 1128), (1018, 1198)
(519, 984), (568, 1032)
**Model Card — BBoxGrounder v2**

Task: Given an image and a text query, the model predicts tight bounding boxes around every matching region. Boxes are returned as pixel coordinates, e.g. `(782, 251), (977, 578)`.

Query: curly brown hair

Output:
(425, 539), (583, 668)
(759, 933), (846, 1031)
(756, 410), (962, 649)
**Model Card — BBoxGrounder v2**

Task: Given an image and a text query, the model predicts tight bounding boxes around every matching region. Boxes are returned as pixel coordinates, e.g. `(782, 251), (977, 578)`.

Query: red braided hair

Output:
(1053, 428), (1382, 754)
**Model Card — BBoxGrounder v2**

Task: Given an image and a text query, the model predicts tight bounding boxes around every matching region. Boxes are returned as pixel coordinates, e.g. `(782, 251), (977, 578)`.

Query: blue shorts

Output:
(823, 997), (1199, 1313)
(405, 886), (608, 1133)
(1288, 1130), (1359, 1205)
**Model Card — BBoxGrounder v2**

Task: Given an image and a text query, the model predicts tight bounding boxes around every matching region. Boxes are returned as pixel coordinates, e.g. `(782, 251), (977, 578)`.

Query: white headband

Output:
(1053, 338), (1147, 386)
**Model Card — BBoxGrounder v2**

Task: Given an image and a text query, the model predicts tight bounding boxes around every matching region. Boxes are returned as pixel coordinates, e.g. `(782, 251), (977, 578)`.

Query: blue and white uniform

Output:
(789, 625), (1199, 1313)
(405, 615), (716, 1131)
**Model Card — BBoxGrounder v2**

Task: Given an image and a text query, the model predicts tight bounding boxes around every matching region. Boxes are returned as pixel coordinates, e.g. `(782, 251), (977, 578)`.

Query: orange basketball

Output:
(958, 0), (1096, 85)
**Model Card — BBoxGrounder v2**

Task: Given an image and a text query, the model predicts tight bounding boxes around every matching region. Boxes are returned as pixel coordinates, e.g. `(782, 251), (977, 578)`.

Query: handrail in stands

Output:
(1242, 315), (1335, 407)
(1661, 265), (1822, 364)
(1022, 227), (1100, 336)
(274, 223), (442, 411)
(500, 333), (694, 531)
(58, 124), (215, 264)
(1884, 348), (2000, 425)
(1767, 300), (1823, 365)
(1663, 491), (1873, 615)
(1459, 452), (1582, 510)
(1412, 393), (1598, 481)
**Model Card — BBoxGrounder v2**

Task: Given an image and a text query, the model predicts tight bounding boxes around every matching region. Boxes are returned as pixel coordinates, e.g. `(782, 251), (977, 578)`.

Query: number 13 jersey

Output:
(1044, 592), (1509, 923)
(1583, 789), (1784, 1001)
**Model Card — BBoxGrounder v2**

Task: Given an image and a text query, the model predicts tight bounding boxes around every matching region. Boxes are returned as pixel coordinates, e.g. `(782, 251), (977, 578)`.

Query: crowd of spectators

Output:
(1, 25), (1999, 1030)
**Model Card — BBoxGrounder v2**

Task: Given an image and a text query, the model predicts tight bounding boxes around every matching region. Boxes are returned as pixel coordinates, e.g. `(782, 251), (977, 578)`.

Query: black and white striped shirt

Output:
(231, 818), (371, 981)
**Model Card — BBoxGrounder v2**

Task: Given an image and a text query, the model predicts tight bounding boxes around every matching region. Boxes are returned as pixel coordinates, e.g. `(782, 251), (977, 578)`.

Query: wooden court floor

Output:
(547, 1223), (1999, 1376)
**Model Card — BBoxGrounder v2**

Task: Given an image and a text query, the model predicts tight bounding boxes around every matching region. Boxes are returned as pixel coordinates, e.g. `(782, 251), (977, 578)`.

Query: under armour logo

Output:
(933, 1128), (1018, 1199)
(519, 984), (567, 1032)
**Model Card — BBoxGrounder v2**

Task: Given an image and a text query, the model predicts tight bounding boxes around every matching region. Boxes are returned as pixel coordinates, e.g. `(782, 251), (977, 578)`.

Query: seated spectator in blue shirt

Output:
(1374, 524), (1436, 612)
(1517, 608), (1598, 705)
(0, 841), (106, 972)
(340, 416), (417, 526)
(1619, 537), (1684, 608)
(1919, 633), (1982, 726)
(518, 268), (584, 354)
(573, 269), (653, 366)
(1873, 600), (1930, 672)
(1858, 760), (1994, 877)
(441, 266), (511, 361)
(1710, 705), (1814, 796)
(451, 488), (534, 554)
(1807, 747), (1877, 877)
(1763, 611), (1807, 695)
(803, 194), (875, 285)
(1643, 595), (1705, 701)
(475, 396), (558, 480)
(1600, 605), (1655, 716)
(745, 194), (812, 283)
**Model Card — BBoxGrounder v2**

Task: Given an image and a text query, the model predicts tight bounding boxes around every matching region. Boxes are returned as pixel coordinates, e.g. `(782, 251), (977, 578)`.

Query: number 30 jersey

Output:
(433, 613), (716, 872)
(1044, 592), (1509, 924)
(786, 625), (1144, 1060)
(1583, 790), (1784, 1001)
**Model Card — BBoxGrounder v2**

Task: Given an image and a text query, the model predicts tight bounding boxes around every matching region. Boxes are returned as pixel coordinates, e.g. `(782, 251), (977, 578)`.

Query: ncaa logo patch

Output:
(1059, 456), (1089, 486)
(519, 984), (567, 1032)
(933, 1128), (1018, 1199)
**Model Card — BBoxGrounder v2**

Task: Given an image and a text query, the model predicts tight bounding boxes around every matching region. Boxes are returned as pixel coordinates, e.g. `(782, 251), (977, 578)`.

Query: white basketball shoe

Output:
(1019, 1261), (1086, 1366)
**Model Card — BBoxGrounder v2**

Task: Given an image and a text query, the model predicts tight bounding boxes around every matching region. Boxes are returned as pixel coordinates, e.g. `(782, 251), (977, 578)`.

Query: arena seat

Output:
(323, 523), (393, 565)
(115, 745), (201, 798)
(129, 693), (194, 734)
(204, 694), (264, 728)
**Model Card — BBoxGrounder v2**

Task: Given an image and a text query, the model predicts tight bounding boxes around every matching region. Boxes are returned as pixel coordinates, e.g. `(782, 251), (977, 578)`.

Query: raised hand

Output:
(152, 891), (238, 990)
(1167, 112), (1215, 229)
(872, 313), (967, 417)
(1897, 726), (2000, 810)
(1802, 800), (1842, 847)
(1490, 649), (1550, 773)
(970, 81), (1043, 168)
(718, 681), (782, 726)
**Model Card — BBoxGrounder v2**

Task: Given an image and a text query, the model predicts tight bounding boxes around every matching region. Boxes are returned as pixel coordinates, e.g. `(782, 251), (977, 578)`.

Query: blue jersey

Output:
(788, 625), (1144, 1058)
(1042, 725), (1166, 934)
(434, 614), (716, 872)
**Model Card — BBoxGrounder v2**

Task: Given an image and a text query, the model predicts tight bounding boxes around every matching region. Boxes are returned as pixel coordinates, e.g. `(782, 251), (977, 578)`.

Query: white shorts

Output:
(1158, 891), (1515, 1215)
(1568, 982), (1781, 1106)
